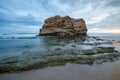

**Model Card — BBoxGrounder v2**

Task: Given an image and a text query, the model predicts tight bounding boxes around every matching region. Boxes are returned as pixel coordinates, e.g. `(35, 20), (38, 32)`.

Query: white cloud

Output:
(87, 13), (110, 24)
(88, 27), (120, 33)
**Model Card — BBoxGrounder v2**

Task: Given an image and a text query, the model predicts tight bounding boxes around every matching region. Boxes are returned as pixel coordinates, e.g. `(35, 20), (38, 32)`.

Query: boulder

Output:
(39, 15), (87, 37)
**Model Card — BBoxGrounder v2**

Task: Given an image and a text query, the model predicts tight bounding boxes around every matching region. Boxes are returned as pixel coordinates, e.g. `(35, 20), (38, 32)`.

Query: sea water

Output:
(0, 33), (120, 57)
(0, 33), (46, 57)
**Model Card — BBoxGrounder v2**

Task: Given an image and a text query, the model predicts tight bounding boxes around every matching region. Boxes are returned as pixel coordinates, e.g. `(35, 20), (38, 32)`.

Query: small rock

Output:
(71, 45), (76, 47)
(112, 40), (115, 41)
(22, 51), (30, 54)
(65, 41), (70, 44)
(118, 41), (120, 43)
(55, 48), (62, 51)
(96, 38), (102, 41)
(48, 49), (51, 51)
(24, 45), (29, 47)
(74, 40), (77, 42)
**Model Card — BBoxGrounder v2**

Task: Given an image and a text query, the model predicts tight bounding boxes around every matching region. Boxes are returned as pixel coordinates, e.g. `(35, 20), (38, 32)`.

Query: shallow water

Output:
(0, 38), (46, 56)
(0, 33), (120, 57)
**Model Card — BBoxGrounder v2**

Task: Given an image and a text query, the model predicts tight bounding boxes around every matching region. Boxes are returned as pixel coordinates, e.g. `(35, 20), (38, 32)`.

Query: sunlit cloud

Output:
(87, 13), (110, 24)
(88, 27), (120, 33)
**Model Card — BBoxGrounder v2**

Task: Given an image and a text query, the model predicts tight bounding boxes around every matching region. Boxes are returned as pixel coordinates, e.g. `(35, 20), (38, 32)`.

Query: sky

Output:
(0, 0), (120, 33)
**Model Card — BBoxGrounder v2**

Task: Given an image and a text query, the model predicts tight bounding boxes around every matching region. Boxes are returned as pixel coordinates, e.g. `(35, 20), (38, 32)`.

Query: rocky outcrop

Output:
(0, 46), (120, 73)
(39, 15), (87, 37)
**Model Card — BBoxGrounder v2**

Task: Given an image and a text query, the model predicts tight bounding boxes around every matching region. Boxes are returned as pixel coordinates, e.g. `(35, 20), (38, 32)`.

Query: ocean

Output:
(0, 33), (120, 57)
(0, 33), (44, 57)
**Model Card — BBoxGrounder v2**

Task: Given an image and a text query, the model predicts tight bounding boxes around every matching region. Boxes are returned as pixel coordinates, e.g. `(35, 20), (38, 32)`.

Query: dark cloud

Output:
(106, 0), (120, 7)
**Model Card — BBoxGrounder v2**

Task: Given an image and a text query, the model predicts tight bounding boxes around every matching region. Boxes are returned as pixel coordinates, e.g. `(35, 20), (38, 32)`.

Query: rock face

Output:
(39, 16), (87, 37)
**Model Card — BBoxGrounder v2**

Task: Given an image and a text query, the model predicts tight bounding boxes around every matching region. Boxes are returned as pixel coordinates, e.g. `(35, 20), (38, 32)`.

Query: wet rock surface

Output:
(0, 36), (120, 73)
(39, 16), (87, 37)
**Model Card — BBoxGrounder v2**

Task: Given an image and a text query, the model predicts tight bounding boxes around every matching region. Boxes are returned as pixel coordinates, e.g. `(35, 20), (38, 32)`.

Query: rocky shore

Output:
(0, 36), (120, 73)
(0, 16), (120, 73)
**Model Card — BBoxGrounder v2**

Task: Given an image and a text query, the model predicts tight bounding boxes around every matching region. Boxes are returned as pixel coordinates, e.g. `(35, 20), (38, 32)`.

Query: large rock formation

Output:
(39, 15), (87, 37)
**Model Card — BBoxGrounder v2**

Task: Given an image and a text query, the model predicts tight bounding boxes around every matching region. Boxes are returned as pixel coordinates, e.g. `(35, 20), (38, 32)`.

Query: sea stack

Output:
(39, 15), (87, 37)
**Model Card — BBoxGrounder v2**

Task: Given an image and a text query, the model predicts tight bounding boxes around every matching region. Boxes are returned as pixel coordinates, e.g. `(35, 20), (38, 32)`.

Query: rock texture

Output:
(39, 16), (87, 37)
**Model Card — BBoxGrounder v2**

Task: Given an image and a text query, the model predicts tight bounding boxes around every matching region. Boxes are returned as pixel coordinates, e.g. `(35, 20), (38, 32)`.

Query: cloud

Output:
(87, 13), (110, 24)
(0, 0), (120, 33)
(88, 27), (120, 33)
(105, 0), (120, 7)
